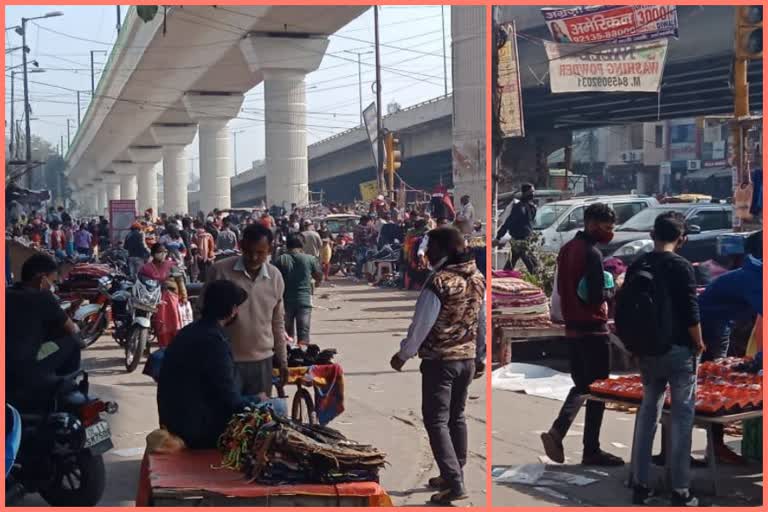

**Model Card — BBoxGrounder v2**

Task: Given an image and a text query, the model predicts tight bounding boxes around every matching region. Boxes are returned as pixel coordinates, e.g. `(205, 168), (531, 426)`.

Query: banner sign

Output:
(362, 102), (379, 169)
(359, 180), (379, 203)
(109, 199), (136, 246)
(498, 22), (525, 138)
(542, 5), (678, 45)
(545, 39), (668, 93)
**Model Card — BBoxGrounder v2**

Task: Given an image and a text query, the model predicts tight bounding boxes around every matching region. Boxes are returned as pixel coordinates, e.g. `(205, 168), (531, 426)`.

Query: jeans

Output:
(551, 335), (610, 455)
(632, 344), (698, 490)
(128, 257), (145, 280)
(420, 359), (475, 493)
(285, 304), (312, 343)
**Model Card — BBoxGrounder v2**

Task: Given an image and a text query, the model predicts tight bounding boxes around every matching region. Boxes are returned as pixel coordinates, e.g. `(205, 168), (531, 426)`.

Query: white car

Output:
(496, 195), (659, 253)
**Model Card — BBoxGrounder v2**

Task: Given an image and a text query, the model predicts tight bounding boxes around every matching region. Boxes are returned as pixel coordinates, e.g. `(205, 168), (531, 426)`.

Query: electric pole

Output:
(344, 49), (373, 125)
(91, 50), (107, 95)
(374, 6), (384, 196)
(441, 6), (448, 96)
(77, 90), (81, 126)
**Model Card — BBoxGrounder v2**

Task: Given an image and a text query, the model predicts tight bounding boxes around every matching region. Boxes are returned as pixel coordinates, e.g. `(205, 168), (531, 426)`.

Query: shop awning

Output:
(685, 167), (732, 181)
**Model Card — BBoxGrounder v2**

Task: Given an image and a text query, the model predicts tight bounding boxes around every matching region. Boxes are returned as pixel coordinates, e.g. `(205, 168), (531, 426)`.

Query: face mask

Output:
(293, 223), (300, 230)
(594, 229), (614, 244)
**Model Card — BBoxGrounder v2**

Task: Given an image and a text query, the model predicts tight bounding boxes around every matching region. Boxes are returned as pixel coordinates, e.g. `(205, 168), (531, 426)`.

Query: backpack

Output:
(614, 254), (674, 356)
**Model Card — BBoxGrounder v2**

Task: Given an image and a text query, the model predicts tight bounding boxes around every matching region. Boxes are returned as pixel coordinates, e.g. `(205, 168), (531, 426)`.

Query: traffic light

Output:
(736, 6), (762, 59)
(385, 132), (402, 176)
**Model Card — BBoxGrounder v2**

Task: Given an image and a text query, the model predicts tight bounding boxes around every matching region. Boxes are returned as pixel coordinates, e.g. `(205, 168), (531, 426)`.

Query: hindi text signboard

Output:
(545, 39), (668, 93)
(542, 5), (678, 45)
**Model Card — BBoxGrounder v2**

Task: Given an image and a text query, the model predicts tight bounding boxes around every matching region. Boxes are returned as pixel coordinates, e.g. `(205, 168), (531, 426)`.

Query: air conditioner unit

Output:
(687, 160), (701, 171)
(620, 150), (643, 162)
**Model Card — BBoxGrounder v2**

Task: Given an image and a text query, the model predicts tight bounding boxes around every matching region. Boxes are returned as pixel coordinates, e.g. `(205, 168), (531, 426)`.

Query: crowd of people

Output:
(530, 202), (763, 507)
(6, 191), (488, 504)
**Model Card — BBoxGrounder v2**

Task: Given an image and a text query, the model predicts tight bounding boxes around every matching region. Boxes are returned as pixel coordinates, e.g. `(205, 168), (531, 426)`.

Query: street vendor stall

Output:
(136, 450), (391, 506)
(589, 357), (763, 496)
(136, 405), (390, 507)
(491, 272), (563, 365)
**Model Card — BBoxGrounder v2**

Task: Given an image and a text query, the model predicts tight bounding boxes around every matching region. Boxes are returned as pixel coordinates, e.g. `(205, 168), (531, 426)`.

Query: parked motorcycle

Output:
(124, 275), (162, 373)
(6, 371), (118, 506)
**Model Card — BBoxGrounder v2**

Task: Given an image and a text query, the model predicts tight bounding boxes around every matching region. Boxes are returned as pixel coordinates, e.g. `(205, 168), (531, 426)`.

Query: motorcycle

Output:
(124, 275), (162, 373)
(6, 371), (118, 506)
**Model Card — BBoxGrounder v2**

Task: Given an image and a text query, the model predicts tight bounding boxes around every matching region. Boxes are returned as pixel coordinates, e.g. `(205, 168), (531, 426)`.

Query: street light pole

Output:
(441, 6), (448, 97)
(233, 130), (245, 176)
(77, 90), (81, 127)
(21, 18), (32, 187)
(344, 50), (373, 125)
(10, 71), (16, 159)
(90, 50), (107, 96)
(17, 11), (63, 186)
(67, 119), (72, 149)
(374, 6), (384, 195)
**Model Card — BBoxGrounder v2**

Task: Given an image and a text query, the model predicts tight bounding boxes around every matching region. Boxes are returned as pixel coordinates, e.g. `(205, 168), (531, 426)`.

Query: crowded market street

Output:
(20, 277), (487, 507)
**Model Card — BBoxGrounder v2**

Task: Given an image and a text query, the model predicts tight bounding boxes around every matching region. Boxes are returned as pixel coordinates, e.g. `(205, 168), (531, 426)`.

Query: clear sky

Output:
(5, 5), (452, 180)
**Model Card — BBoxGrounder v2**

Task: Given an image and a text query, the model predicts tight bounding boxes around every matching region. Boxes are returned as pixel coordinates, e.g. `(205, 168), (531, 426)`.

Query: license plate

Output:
(84, 421), (111, 449)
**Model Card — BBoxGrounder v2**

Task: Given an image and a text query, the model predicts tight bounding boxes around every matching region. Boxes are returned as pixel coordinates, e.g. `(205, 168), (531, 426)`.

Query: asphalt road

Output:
(18, 276), (487, 507)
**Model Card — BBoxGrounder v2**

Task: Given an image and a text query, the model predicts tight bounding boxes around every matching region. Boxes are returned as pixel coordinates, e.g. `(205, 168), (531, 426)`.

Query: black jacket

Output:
(497, 201), (537, 241)
(157, 319), (247, 449)
(125, 230), (149, 259)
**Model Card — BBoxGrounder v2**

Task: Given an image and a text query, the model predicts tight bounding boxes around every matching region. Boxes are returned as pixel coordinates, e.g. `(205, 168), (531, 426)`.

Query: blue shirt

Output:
(698, 255), (763, 330)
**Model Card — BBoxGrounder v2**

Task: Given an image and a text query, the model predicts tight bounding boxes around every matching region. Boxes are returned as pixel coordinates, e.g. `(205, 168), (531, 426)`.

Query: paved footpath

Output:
(21, 276), (487, 507)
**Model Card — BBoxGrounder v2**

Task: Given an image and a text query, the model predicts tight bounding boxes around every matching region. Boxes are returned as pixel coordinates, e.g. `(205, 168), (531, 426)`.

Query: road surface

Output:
(20, 277), (487, 507)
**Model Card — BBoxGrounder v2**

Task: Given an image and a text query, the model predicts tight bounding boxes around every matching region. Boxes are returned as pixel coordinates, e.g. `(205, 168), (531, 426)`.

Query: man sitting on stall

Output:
(157, 280), (250, 449)
(390, 226), (486, 505)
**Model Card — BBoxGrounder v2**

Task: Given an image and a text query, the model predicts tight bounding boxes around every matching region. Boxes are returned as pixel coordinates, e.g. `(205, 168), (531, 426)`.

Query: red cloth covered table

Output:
(136, 449), (391, 507)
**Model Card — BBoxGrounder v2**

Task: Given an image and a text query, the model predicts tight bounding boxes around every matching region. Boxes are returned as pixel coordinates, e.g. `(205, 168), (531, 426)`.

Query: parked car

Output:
(497, 195), (658, 253)
(606, 203), (735, 264)
(320, 214), (359, 239)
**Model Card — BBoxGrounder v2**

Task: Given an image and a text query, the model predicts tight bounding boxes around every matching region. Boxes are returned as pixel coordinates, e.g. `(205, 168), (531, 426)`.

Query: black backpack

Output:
(615, 254), (674, 356)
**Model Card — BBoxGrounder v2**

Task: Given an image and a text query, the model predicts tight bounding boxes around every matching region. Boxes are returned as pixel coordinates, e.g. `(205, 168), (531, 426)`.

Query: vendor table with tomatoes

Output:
(586, 394), (761, 496)
(136, 450), (391, 506)
(588, 358), (763, 496)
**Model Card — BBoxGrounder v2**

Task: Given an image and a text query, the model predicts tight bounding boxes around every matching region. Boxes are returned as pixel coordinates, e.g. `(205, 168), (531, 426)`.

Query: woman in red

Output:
(139, 243), (188, 347)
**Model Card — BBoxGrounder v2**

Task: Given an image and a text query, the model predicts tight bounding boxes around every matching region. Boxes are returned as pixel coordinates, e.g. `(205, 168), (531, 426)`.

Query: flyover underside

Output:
(231, 150), (452, 205)
(520, 55), (763, 132)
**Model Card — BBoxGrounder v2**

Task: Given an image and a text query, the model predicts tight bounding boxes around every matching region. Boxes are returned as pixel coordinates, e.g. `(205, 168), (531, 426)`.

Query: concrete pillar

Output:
(451, 6), (486, 227)
(151, 124), (198, 215)
(127, 147), (163, 216)
(105, 181), (121, 203)
(96, 184), (108, 216)
(137, 163), (159, 215)
(240, 36), (329, 210)
(182, 93), (244, 214)
(120, 175), (137, 200)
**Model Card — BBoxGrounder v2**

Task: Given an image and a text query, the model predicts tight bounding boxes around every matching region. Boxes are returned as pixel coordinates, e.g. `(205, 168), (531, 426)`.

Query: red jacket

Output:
(557, 231), (611, 338)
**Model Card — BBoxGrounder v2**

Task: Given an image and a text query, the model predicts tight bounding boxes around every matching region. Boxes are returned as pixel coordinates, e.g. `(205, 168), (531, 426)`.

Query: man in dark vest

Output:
(390, 226), (485, 504)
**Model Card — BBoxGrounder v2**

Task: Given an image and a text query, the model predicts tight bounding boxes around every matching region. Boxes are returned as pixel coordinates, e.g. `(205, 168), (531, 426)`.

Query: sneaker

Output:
(632, 485), (656, 505)
(670, 490), (699, 507)
(429, 487), (468, 505)
(540, 431), (565, 463)
(427, 476), (449, 490)
(582, 450), (625, 466)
